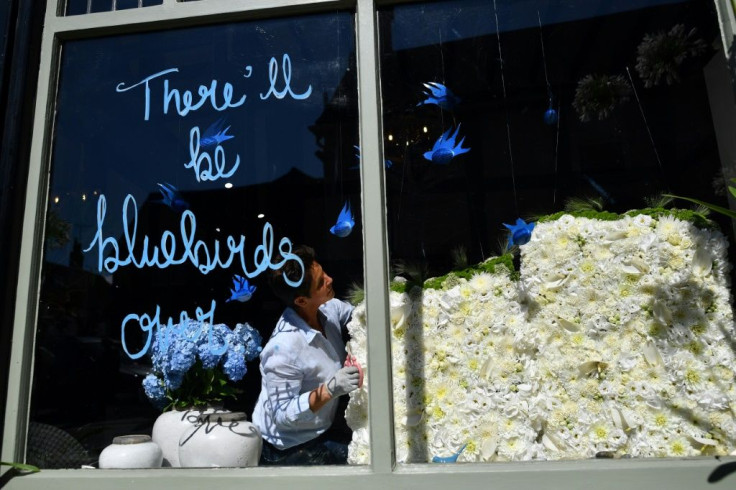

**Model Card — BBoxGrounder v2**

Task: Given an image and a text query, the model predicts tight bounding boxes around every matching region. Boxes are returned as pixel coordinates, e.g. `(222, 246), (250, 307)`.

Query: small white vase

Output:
(98, 435), (163, 469)
(152, 407), (223, 467)
(178, 411), (262, 467)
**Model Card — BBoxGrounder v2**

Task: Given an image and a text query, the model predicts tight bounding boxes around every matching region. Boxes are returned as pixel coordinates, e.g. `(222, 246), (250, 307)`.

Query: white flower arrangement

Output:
(345, 213), (736, 464)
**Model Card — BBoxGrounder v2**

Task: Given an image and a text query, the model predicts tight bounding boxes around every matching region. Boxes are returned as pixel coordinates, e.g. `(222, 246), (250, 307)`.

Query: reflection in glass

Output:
(31, 12), (361, 468)
(367, 0), (736, 463)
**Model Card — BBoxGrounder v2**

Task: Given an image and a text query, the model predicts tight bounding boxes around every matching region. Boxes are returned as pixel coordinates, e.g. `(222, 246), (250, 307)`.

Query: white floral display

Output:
(344, 214), (736, 464)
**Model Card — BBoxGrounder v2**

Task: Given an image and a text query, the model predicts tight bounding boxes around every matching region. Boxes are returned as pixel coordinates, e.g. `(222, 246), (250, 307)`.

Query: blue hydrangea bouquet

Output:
(142, 319), (263, 411)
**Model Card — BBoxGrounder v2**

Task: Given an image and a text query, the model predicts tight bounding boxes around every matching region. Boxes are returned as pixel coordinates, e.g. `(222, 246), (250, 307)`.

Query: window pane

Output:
(32, 11), (362, 468)
(90, 0), (112, 13)
(353, 0), (736, 463)
(65, 0), (89, 16)
(115, 0), (141, 11)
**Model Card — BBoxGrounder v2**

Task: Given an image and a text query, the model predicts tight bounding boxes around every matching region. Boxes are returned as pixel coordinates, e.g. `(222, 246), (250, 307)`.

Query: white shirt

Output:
(252, 298), (354, 449)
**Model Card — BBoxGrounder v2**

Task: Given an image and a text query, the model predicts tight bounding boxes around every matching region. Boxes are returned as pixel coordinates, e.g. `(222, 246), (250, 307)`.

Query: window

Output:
(3, 0), (736, 488)
(65, 0), (163, 16)
(361, 0), (736, 464)
(30, 9), (361, 468)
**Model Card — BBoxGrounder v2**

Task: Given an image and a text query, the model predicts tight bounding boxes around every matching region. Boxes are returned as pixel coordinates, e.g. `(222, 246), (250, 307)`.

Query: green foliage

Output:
(346, 282), (365, 306)
(381, 205), (718, 300)
(167, 361), (240, 412)
(665, 192), (736, 222)
(451, 245), (469, 270)
(45, 209), (71, 249)
(564, 196), (605, 213)
(538, 209), (620, 223)
(572, 73), (632, 121)
(392, 260), (429, 290)
(644, 194), (674, 209)
(1, 461), (40, 473)
(390, 254), (516, 294)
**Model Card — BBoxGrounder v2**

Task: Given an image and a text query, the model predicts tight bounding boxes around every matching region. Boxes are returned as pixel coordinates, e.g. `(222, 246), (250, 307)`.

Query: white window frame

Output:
(2, 0), (736, 488)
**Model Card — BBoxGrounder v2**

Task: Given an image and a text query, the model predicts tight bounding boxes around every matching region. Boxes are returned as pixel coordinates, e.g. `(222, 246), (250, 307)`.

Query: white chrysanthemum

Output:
(346, 214), (736, 463)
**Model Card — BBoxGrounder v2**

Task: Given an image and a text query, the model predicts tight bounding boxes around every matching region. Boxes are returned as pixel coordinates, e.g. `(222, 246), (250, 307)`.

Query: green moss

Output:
(382, 207), (716, 298)
(537, 207), (717, 230)
(417, 254), (516, 292)
(623, 208), (715, 229)
(538, 210), (620, 223)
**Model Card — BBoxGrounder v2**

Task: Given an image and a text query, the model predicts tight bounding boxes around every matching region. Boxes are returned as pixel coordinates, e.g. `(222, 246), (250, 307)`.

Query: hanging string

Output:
(537, 11), (552, 97)
(553, 104), (561, 205)
(336, 20), (345, 202)
(626, 66), (663, 174)
(493, 0), (519, 216)
(438, 27), (448, 129)
(538, 10), (560, 206)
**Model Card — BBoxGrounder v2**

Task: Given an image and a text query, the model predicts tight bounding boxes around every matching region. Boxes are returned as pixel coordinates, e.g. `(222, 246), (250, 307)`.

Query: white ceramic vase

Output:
(98, 434), (163, 469)
(152, 407), (224, 467)
(178, 411), (262, 467)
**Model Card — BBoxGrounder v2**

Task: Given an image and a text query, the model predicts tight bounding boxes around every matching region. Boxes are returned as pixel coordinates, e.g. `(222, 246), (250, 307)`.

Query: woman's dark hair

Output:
(268, 245), (316, 306)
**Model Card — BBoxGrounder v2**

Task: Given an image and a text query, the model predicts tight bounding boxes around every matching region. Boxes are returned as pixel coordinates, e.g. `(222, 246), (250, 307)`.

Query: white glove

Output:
(325, 366), (360, 397)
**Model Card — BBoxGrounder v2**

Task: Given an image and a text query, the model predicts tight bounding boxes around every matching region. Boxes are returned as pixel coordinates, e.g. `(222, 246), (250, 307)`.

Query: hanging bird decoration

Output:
(432, 443), (468, 463)
(353, 145), (393, 169)
(226, 274), (257, 303)
(544, 96), (559, 125)
(329, 201), (355, 237)
(423, 125), (470, 164)
(417, 82), (460, 111)
(537, 12), (558, 126)
(156, 182), (189, 212)
(503, 218), (535, 249)
(200, 117), (234, 148)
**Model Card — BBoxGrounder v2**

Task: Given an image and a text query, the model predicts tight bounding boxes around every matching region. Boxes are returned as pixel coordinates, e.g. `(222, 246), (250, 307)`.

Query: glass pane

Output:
(32, 11), (362, 468)
(65, 0), (89, 16)
(90, 0), (112, 13)
(115, 0), (140, 11)
(364, 0), (736, 464)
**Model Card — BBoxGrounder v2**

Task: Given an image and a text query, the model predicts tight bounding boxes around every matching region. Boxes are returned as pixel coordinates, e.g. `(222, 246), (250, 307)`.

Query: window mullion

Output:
(355, 0), (394, 474)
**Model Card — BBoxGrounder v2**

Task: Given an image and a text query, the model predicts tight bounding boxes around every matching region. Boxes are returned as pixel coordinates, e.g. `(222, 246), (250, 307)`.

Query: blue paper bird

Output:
(226, 274), (256, 303)
(432, 443), (467, 463)
(330, 201), (355, 237)
(544, 96), (559, 125)
(352, 145), (393, 170)
(504, 218), (535, 249)
(157, 182), (189, 212)
(544, 106), (558, 125)
(418, 82), (460, 111)
(583, 174), (615, 204)
(423, 125), (470, 164)
(200, 117), (234, 148)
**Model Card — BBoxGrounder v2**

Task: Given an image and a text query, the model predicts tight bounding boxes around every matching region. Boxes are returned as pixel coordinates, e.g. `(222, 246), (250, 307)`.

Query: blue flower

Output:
(223, 343), (247, 381)
(142, 318), (263, 409)
(198, 324), (230, 369)
(503, 218), (535, 249)
(142, 374), (166, 408)
(233, 323), (263, 361)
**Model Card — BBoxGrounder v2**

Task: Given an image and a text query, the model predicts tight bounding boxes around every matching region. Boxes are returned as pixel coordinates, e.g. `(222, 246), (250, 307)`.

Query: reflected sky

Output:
(391, 0), (688, 50)
(47, 12), (355, 268)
